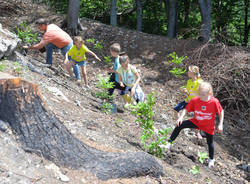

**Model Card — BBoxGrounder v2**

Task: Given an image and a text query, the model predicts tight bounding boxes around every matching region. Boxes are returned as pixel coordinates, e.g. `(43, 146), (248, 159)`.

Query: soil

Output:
(0, 0), (249, 183)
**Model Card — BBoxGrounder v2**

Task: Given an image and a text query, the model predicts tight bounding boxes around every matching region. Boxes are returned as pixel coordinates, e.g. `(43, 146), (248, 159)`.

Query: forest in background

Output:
(37, 0), (249, 46)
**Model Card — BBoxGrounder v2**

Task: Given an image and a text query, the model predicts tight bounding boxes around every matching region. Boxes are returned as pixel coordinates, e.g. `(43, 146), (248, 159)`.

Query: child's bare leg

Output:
(64, 60), (74, 77)
(81, 66), (88, 86)
(174, 111), (179, 120)
(196, 129), (202, 139)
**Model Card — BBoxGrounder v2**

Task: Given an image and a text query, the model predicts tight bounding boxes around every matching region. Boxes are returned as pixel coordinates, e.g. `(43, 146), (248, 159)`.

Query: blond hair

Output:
(189, 65), (201, 78)
(110, 43), (121, 54)
(199, 81), (213, 96)
(73, 36), (84, 44)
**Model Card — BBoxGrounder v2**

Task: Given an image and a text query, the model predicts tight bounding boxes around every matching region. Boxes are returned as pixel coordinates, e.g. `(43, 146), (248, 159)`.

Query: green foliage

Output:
(189, 165), (200, 175)
(0, 63), (6, 72)
(16, 21), (38, 44)
(95, 75), (114, 100)
(100, 102), (113, 114)
(168, 52), (188, 65)
(205, 177), (212, 184)
(169, 68), (186, 77)
(13, 62), (22, 75)
(86, 38), (96, 44)
(103, 56), (112, 66)
(167, 52), (187, 77)
(198, 152), (209, 164)
(40, 0), (247, 46)
(128, 93), (172, 158)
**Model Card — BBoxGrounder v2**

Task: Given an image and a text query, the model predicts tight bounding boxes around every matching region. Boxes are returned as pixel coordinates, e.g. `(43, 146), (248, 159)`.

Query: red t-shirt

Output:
(42, 24), (72, 48)
(185, 96), (223, 135)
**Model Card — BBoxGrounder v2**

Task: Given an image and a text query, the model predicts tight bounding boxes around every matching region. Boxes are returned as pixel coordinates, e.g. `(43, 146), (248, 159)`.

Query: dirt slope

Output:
(0, 0), (249, 183)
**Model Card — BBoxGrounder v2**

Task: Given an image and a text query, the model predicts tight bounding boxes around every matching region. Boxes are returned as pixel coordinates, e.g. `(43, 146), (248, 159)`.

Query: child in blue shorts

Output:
(64, 36), (101, 87)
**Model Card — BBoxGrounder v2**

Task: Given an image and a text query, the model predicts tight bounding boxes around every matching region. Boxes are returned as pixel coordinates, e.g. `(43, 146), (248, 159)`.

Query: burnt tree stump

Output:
(0, 72), (163, 180)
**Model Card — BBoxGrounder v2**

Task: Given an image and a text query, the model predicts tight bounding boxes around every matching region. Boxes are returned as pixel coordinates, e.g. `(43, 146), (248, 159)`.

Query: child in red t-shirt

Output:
(165, 81), (224, 168)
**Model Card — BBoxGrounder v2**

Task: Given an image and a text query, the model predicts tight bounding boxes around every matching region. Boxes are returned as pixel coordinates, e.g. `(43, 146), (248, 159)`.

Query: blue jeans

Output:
(45, 42), (73, 65)
(71, 60), (86, 79)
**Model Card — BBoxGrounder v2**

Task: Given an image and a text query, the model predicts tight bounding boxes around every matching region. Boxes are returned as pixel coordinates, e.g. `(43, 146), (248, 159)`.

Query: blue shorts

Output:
(174, 101), (187, 112)
(71, 59), (86, 67)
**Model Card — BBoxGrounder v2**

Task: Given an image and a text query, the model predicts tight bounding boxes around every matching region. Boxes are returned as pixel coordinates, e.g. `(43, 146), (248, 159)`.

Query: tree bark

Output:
(243, 0), (249, 46)
(136, 0), (143, 31)
(164, 0), (178, 38)
(198, 0), (211, 43)
(183, 0), (190, 25)
(67, 0), (80, 36)
(0, 72), (163, 180)
(110, 0), (117, 26)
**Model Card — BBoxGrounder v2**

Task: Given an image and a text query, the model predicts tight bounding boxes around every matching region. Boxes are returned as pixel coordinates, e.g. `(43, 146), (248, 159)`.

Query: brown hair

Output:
(35, 18), (48, 25)
(110, 43), (121, 53)
(73, 36), (84, 44)
(119, 52), (129, 64)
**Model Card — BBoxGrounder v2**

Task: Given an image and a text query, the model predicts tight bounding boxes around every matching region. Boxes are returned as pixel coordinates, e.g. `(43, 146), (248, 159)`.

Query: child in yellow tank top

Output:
(173, 65), (203, 139)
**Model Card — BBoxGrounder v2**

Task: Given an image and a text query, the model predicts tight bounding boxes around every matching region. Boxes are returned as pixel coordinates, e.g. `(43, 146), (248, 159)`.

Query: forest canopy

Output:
(39, 0), (249, 46)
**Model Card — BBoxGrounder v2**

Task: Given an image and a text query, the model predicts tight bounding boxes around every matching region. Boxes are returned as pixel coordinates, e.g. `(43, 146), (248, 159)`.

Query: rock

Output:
(241, 165), (250, 172)
(0, 120), (9, 132)
(0, 23), (21, 59)
(47, 86), (69, 102)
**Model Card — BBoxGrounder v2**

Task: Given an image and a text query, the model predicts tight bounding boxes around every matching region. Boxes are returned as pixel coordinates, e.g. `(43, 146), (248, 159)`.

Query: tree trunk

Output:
(67, 0), (80, 36)
(243, 0), (249, 46)
(136, 0), (143, 31)
(0, 72), (163, 180)
(110, 0), (117, 26)
(183, 0), (190, 25)
(164, 0), (178, 38)
(198, 0), (211, 43)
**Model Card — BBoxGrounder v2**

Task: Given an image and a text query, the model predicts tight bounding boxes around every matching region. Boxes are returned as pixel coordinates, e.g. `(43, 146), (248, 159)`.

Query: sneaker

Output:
(208, 159), (215, 168)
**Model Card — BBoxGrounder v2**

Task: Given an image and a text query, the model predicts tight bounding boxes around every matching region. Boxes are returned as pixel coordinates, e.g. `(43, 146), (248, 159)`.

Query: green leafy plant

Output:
(189, 165), (200, 175)
(100, 102), (113, 114)
(86, 38), (96, 44)
(168, 52), (188, 65)
(0, 63), (6, 72)
(204, 177), (212, 184)
(167, 52), (187, 77)
(198, 152), (209, 164)
(169, 67), (186, 77)
(128, 93), (172, 158)
(104, 56), (112, 66)
(16, 21), (38, 44)
(95, 75), (114, 100)
(13, 62), (22, 75)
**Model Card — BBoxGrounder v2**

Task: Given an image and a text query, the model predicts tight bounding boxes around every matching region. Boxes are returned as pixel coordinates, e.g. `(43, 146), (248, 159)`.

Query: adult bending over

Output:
(23, 18), (73, 75)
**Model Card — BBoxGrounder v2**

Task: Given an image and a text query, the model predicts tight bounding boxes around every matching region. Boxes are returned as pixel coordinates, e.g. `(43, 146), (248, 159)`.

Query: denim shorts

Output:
(174, 101), (187, 112)
(119, 85), (144, 102)
(71, 59), (86, 67)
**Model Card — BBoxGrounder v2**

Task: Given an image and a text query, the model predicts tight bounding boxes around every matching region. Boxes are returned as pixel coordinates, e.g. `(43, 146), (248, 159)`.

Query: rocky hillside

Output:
(0, 0), (249, 183)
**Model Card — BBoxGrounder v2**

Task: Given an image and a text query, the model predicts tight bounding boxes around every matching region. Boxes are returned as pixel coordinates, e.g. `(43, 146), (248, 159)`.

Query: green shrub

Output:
(16, 21), (38, 44)
(129, 93), (172, 158)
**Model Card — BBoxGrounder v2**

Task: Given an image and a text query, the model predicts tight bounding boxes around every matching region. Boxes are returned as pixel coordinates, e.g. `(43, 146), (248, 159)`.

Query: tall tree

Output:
(198, 0), (212, 43)
(136, 0), (143, 31)
(243, 0), (249, 46)
(164, 0), (178, 38)
(110, 0), (117, 26)
(67, 0), (80, 36)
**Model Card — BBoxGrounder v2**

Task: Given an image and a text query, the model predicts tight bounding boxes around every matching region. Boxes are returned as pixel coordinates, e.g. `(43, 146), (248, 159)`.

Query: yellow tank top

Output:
(185, 78), (203, 102)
